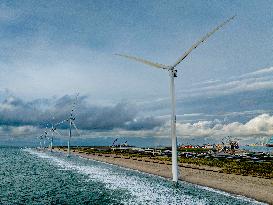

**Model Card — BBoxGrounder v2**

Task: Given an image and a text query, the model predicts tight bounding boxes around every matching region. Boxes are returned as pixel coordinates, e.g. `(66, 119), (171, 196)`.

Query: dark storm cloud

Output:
(124, 116), (164, 131)
(0, 94), (163, 131)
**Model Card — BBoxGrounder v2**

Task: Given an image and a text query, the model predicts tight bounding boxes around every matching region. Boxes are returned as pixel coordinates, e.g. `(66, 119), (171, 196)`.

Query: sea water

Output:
(0, 147), (266, 205)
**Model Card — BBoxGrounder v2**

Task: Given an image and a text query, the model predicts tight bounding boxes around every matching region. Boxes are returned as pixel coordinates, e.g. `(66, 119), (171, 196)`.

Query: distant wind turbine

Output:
(66, 94), (80, 156)
(49, 118), (65, 152)
(38, 134), (43, 148)
(38, 129), (48, 149)
(116, 16), (235, 183)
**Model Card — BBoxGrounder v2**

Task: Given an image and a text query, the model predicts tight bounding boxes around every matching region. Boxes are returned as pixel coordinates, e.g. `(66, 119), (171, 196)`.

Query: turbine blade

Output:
(54, 130), (64, 137)
(55, 120), (66, 126)
(72, 122), (81, 137)
(70, 93), (79, 116)
(115, 54), (168, 69)
(172, 15), (236, 68)
(57, 119), (70, 127)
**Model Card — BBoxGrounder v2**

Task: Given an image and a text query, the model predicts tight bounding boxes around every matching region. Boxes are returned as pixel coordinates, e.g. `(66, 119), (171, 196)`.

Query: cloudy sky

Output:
(0, 0), (272, 146)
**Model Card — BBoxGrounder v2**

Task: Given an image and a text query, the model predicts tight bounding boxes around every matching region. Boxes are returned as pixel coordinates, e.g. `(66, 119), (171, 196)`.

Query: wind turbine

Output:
(38, 129), (48, 149)
(116, 16), (235, 183)
(66, 94), (80, 156)
(38, 134), (44, 148)
(49, 119), (65, 152)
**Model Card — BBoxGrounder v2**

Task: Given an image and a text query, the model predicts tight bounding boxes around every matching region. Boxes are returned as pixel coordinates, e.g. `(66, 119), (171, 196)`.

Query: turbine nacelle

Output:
(66, 117), (76, 122)
(169, 69), (178, 77)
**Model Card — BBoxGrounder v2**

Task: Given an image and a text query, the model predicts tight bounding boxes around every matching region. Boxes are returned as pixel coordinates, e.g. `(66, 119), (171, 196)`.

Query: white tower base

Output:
(170, 70), (178, 183)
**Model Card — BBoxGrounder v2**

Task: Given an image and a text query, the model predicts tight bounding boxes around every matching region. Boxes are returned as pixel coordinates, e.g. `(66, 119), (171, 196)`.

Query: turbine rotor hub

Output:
(169, 68), (178, 77)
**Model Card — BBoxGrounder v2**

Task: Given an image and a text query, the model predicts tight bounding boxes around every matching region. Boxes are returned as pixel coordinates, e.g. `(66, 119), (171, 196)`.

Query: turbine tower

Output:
(50, 125), (55, 151)
(116, 16), (235, 183)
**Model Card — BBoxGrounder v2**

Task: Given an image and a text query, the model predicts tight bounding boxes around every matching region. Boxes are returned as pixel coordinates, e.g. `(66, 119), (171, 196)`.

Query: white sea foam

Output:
(25, 149), (266, 205)
(25, 149), (205, 204)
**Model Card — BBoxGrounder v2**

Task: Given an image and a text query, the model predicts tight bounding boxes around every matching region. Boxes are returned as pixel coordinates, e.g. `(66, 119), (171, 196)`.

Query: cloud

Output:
(243, 67), (273, 77)
(0, 125), (40, 138)
(0, 3), (21, 22)
(177, 66), (273, 98)
(0, 92), (272, 144)
(74, 114), (273, 142)
(173, 114), (273, 138)
(0, 94), (163, 137)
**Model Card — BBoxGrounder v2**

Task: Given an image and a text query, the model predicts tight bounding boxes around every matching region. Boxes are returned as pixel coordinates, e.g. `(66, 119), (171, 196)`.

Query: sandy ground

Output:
(57, 149), (273, 204)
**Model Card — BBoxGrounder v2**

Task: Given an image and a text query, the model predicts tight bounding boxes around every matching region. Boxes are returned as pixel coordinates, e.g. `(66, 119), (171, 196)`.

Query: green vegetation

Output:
(178, 157), (273, 178)
(178, 148), (210, 153)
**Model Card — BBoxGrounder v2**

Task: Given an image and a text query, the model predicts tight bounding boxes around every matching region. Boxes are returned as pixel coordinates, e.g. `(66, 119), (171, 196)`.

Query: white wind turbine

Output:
(38, 129), (48, 149)
(49, 118), (66, 152)
(38, 134), (44, 148)
(66, 94), (81, 156)
(43, 129), (48, 149)
(116, 16), (235, 183)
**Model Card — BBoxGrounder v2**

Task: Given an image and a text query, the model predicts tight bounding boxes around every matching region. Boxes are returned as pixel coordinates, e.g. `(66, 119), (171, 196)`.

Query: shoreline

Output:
(55, 149), (273, 204)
